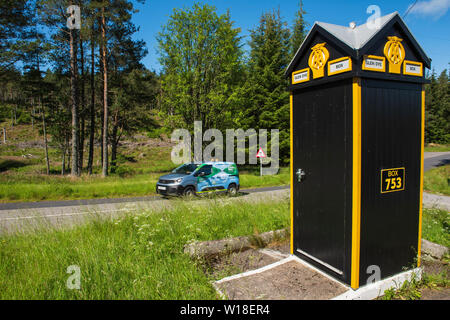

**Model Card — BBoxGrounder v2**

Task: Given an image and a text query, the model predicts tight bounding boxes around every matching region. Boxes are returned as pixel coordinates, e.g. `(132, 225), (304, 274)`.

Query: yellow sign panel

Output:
(381, 168), (405, 193)
(308, 43), (329, 79)
(383, 36), (405, 74)
(328, 57), (352, 76)
(292, 68), (310, 84)
(403, 60), (423, 77)
(362, 55), (386, 72)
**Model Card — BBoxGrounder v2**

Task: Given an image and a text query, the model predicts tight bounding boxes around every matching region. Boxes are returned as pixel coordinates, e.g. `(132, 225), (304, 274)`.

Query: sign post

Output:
(256, 148), (266, 177)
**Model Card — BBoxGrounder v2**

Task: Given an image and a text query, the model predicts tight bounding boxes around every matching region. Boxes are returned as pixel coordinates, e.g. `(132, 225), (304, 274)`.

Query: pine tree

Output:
(0, 0), (36, 77)
(425, 68), (450, 144)
(435, 69), (449, 143)
(37, 0), (81, 176)
(91, 0), (147, 176)
(291, 0), (308, 57)
(242, 9), (291, 163)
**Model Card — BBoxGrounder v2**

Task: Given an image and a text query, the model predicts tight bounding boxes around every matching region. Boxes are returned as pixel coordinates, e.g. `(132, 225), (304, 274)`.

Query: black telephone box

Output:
(285, 12), (431, 289)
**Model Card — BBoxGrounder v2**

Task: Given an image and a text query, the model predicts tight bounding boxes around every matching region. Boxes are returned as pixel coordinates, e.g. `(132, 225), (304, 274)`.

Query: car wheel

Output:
(183, 186), (196, 198)
(227, 184), (238, 196)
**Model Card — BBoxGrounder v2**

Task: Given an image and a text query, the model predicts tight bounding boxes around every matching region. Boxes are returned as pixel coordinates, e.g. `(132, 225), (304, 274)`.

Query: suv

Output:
(156, 162), (240, 197)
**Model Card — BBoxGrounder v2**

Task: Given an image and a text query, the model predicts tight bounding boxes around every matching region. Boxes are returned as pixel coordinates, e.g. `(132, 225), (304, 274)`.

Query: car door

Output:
(210, 164), (227, 191)
(195, 165), (213, 192)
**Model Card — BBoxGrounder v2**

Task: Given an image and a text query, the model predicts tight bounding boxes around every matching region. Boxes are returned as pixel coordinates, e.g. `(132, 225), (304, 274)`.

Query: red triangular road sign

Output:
(256, 148), (266, 158)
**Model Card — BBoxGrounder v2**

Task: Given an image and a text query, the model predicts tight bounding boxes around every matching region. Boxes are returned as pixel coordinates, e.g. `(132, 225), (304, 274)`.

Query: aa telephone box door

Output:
(292, 80), (353, 280)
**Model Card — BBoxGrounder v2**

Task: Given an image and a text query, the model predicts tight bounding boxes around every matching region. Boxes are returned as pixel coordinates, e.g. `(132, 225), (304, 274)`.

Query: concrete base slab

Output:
(213, 254), (423, 300)
(213, 256), (348, 300)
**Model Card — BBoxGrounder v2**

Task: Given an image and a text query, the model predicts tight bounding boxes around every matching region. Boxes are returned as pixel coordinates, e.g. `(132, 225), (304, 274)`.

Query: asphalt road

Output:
(0, 152), (448, 234)
(424, 152), (450, 171)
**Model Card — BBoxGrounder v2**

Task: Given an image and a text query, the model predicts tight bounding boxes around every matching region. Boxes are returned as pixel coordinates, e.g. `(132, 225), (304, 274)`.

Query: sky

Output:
(130, 0), (450, 75)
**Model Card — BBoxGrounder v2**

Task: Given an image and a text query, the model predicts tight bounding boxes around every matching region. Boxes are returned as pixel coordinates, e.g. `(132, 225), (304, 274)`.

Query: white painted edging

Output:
(212, 256), (296, 300)
(332, 267), (423, 300)
(214, 256), (295, 285)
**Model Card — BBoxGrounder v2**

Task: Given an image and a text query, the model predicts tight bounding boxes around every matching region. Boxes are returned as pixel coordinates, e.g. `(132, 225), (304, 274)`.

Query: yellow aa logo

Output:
(383, 36), (405, 74)
(308, 43), (329, 79)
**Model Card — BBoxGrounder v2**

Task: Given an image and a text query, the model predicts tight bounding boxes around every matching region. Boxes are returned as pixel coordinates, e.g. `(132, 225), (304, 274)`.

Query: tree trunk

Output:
(110, 125), (118, 174)
(61, 147), (66, 176)
(40, 99), (50, 175)
(101, 6), (108, 177)
(67, 142), (71, 173)
(99, 28), (104, 169)
(80, 114), (85, 173)
(100, 100), (104, 166)
(70, 26), (80, 176)
(65, 134), (70, 174)
(87, 25), (96, 175)
(79, 32), (86, 175)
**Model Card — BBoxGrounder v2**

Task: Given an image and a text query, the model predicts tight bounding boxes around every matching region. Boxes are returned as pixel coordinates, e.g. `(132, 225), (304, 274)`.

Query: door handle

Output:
(296, 168), (306, 182)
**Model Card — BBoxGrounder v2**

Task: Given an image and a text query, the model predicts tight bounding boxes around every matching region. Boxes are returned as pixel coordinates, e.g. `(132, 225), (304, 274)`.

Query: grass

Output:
(424, 144), (450, 152)
(0, 198), (290, 299)
(381, 207), (449, 300)
(424, 165), (450, 196)
(0, 167), (290, 203)
(381, 269), (449, 300)
(0, 172), (161, 202)
(0, 124), (290, 203)
(0, 194), (447, 299)
(422, 208), (450, 248)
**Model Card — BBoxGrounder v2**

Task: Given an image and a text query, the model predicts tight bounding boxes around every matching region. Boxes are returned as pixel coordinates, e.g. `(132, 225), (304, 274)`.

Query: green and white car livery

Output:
(156, 162), (240, 197)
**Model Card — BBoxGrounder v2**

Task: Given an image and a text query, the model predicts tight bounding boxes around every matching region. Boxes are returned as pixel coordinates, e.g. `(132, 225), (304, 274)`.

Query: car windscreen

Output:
(193, 165), (212, 176)
(172, 164), (199, 175)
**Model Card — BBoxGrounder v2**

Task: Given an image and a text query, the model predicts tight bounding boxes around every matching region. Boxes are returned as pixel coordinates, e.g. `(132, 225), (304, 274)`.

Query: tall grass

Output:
(0, 173), (160, 202)
(0, 199), (290, 299)
(0, 197), (445, 299)
(239, 167), (290, 188)
(422, 208), (449, 247)
(0, 167), (290, 203)
(424, 144), (450, 152)
(424, 165), (450, 196)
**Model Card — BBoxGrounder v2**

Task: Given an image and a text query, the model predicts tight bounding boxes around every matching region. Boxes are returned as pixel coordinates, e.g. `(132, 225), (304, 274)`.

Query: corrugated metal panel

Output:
(359, 79), (422, 285)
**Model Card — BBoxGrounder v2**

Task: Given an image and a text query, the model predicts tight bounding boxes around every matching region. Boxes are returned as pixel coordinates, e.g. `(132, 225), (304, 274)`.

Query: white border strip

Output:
(214, 256), (295, 285)
(212, 282), (227, 300)
(332, 267), (423, 300)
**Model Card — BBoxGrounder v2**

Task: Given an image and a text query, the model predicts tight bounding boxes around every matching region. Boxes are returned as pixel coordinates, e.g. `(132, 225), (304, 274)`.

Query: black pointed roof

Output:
(285, 12), (431, 77)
